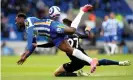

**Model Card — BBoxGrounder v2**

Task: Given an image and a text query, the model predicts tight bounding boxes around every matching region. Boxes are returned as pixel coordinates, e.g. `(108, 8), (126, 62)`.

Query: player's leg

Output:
(104, 42), (111, 55)
(54, 63), (78, 77)
(58, 40), (98, 73)
(58, 40), (92, 62)
(79, 51), (120, 66)
(63, 5), (93, 34)
(80, 50), (130, 66)
(110, 42), (117, 54)
(103, 36), (111, 55)
(54, 62), (89, 77)
(98, 59), (119, 65)
(78, 50), (130, 66)
(98, 59), (131, 66)
(54, 64), (77, 77)
(110, 35), (118, 55)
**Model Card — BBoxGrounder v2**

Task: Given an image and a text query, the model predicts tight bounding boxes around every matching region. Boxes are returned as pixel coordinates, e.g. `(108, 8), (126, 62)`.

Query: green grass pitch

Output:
(1, 51), (133, 80)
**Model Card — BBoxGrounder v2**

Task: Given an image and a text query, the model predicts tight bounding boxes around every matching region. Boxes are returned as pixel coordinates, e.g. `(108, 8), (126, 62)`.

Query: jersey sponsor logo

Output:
(34, 20), (52, 26)
(56, 28), (63, 33)
(25, 21), (29, 27)
(34, 22), (51, 26)
(34, 27), (50, 32)
(26, 18), (34, 27)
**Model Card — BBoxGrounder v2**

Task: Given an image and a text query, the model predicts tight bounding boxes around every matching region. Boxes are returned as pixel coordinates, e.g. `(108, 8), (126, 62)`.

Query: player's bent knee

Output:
(54, 71), (65, 77)
(64, 47), (73, 55)
(54, 69), (63, 76)
(60, 45), (73, 54)
(54, 71), (60, 76)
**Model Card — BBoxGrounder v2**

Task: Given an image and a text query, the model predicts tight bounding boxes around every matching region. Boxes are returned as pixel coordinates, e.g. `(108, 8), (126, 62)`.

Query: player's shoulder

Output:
(51, 20), (66, 28)
(51, 20), (61, 24)
(102, 21), (107, 24)
(25, 17), (39, 28)
(108, 18), (118, 22)
(102, 20), (108, 26)
(106, 19), (112, 24)
(107, 18), (111, 22)
(25, 17), (39, 22)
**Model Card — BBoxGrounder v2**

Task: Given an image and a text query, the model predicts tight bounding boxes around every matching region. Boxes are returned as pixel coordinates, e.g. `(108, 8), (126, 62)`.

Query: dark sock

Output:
(56, 72), (77, 77)
(98, 59), (119, 66)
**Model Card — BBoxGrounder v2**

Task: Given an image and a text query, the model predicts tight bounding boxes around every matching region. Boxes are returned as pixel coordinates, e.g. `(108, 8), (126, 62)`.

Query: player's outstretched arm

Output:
(37, 42), (55, 48)
(17, 27), (35, 65)
(17, 43), (36, 65)
(77, 33), (89, 39)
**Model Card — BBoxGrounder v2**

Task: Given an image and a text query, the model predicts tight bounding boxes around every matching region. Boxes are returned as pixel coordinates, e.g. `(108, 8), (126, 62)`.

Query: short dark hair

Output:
(63, 18), (72, 26)
(17, 13), (27, 19)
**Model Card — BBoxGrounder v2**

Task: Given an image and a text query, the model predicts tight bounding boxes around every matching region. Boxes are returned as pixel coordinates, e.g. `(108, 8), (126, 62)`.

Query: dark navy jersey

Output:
(66, 34), (87, 61)
(67, 34), (83, 50)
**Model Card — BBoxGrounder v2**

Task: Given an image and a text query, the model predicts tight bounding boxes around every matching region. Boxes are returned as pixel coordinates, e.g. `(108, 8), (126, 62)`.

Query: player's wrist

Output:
(21, 54), (27, 60)
(79, 9), (85, 15)
(23, 50), (30, 58)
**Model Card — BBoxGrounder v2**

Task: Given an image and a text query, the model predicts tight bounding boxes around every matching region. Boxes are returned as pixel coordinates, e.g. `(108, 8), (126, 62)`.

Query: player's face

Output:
(15, 17), (25, 28)
(110, 13), (115, 19)
(104, 16), (109, 21)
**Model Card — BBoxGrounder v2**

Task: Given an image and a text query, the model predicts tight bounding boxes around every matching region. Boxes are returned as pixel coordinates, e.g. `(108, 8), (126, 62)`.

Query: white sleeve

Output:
(27, 18), (33, 26)
(102, 22), (106, 28)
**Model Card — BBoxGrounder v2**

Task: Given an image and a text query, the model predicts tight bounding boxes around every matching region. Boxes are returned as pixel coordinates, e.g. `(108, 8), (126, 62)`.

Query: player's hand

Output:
(32, 43), (37, 47)
(17, 55), (26, 65)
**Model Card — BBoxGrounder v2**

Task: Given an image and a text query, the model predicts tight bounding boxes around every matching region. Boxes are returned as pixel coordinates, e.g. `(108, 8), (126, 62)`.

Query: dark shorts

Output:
(63, 59), (90, 72)
(52, 36), (67, 47)
(51, 33), (68, 48)
(104, 35), (118, 42)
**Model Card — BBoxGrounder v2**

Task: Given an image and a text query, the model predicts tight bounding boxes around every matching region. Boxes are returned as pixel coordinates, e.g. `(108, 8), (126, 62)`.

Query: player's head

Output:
(62, 18), (72, 27)
(104, 15), (109, 21)
(49, 6), (61, 19)
(109, 12), (115, 19)
(15, 13), (26, 28)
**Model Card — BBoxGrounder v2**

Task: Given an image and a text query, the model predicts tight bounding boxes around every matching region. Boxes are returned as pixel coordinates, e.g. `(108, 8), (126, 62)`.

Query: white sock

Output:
(72, 48), (92, 63)
(114, 45), (118, 53)
(111, 43), (117, 54)
(104, 43), (110, 54)
(71, 10), (84, 29)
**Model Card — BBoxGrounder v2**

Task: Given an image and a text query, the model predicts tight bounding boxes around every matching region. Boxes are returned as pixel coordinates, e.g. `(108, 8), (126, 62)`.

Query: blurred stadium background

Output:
(1, 0), (133, 80)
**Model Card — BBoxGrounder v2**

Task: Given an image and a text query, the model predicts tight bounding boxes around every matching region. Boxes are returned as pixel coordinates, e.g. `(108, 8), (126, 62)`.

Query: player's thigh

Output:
(58, 40), (74, 54)
(54, 65), (66, 76)
(104, 36), (110, 43)
(110, 35), (117, 43)
(63, 61), (85, 72)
